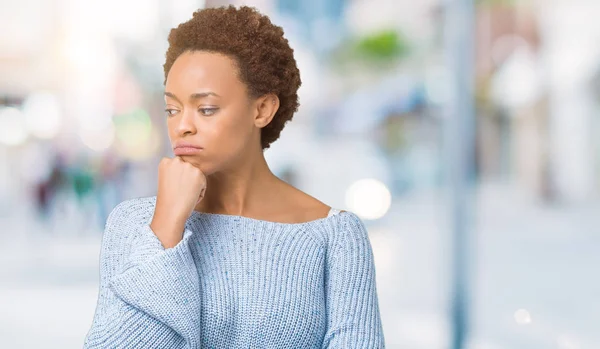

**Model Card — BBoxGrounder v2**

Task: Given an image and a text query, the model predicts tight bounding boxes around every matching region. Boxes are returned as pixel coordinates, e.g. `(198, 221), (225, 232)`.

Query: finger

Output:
(196, 191), (205, 205)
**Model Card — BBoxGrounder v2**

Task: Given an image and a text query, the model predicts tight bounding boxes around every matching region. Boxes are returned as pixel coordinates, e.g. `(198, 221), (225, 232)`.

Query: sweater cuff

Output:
(108, 224), (201, 348)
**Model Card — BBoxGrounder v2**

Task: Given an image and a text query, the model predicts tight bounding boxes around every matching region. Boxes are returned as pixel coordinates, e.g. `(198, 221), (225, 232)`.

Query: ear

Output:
(253, 94), (280, 128)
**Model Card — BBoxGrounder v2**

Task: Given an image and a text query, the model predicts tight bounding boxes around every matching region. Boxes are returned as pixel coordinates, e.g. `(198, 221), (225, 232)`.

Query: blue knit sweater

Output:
(83, 196), (385, 348)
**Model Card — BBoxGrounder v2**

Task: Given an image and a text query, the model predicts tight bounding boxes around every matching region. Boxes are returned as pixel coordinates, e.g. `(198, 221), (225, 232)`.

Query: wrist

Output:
(150, 212), (187, 248)
(153, 204), (189, 225)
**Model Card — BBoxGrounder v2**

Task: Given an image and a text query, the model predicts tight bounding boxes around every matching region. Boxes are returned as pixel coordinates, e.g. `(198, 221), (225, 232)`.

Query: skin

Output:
(162, 50), (332, 225)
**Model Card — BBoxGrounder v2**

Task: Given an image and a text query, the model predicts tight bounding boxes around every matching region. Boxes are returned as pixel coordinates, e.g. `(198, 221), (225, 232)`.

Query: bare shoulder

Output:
(276, 181), (334, 221)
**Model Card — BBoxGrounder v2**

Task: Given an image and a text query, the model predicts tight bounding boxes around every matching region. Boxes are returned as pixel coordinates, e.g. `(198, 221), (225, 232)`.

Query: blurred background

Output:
(1, 0), (600, 348)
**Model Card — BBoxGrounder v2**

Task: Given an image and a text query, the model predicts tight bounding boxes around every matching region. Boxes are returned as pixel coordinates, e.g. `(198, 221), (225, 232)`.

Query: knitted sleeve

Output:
(83, 200), (202, 349)
(322, 212), (386, 348)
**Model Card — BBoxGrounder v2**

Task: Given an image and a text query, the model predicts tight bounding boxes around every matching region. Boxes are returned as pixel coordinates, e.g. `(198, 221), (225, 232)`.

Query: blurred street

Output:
(3, 0), (600, 348)
(2, 182), (599, 349)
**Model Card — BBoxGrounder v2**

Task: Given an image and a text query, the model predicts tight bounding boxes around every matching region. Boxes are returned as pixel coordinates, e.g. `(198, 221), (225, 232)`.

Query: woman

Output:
(84, 5), (385, 348)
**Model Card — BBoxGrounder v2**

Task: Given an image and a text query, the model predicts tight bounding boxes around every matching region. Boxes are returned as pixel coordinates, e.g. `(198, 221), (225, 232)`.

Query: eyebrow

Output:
(164, 91), (220, 103)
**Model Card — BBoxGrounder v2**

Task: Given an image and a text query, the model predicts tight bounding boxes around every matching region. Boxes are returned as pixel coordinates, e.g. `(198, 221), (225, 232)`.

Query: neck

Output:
(194, 146), (282, 216)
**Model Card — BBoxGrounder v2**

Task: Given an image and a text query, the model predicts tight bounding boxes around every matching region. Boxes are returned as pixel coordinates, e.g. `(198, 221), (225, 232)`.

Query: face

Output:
(164, 50), (270, 175)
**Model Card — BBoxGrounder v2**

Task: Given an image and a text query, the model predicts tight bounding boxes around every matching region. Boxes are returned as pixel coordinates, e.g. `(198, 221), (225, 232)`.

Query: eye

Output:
(199, 107), (219, 116)
(164, 108), (178, 117)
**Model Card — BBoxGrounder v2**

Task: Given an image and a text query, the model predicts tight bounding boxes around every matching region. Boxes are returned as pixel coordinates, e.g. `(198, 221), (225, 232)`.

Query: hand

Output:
(150, 156), (207, 248)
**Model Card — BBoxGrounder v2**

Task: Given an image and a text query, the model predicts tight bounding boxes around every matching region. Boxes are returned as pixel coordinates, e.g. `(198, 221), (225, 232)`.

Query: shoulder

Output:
(334, 209), (364, 229)
(275, 179), (333, 219)
(325, 210), (375, 259)
(100, 196), (157, 272)
(102, 196), (156, 249)
(328, 210), (370, 242)
(105, 196), (156, 228)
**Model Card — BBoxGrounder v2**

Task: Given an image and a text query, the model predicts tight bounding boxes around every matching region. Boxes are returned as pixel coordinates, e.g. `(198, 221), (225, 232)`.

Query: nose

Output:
(176, 108), (197, 136)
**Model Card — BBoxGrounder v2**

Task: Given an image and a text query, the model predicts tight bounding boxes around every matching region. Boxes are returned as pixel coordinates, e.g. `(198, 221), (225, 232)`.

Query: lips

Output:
(174, 147), (203, 155)
(173, 142), (203, 155)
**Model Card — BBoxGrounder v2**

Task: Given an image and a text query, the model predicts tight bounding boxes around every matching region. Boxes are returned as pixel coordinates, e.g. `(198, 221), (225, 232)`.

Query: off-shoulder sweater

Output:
(83, 195), (385, 348)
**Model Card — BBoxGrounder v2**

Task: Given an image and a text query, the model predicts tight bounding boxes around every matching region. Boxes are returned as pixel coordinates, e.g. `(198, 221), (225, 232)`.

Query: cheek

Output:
(199, 126), (251, 175)
(166, 120), (176, 139)
(207, 111), (254, 156)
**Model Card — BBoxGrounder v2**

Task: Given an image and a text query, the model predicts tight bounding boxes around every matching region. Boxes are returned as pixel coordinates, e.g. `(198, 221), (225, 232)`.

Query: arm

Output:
(322, 212), (386, 349)
(83, 199), (202, 349)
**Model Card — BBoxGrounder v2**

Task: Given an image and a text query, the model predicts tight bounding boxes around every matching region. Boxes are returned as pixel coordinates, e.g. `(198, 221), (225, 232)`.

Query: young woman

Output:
(84, 5), (385, 348)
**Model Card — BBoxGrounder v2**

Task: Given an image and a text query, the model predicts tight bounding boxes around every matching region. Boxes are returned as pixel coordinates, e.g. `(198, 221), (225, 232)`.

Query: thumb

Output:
(196, 188), (206, 204)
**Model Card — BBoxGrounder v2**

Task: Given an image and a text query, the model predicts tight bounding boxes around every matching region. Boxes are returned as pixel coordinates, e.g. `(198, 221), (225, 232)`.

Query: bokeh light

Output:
(79, 122), (116, 152)
(113, 108), (159, 160)
(514, 309), (532, 325)
(0, 107), (28, 146)
(22, 92), (63, 140)
(345, 178), (392, 220)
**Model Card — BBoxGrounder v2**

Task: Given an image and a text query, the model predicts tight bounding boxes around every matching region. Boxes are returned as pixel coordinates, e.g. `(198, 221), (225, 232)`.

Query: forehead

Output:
(165, 51), (244, 96)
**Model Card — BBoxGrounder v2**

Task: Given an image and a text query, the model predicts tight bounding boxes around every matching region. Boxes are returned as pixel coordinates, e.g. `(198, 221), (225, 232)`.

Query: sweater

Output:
(83, 195), (385, 348)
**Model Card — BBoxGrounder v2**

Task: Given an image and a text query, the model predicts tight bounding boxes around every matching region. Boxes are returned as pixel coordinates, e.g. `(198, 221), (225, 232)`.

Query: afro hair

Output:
(163, 5), (302, 150)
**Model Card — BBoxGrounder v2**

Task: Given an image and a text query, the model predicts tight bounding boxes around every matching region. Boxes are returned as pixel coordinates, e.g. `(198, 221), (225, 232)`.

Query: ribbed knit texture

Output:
(83, 196), (385, 348)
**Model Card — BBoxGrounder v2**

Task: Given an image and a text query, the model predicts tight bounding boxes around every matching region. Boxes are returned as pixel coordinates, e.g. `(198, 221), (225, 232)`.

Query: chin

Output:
(178, 156), (213, 174)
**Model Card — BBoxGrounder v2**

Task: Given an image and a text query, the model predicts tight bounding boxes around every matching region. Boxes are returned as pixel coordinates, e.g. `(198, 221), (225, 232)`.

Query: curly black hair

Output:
(163, 5), (302, 150)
